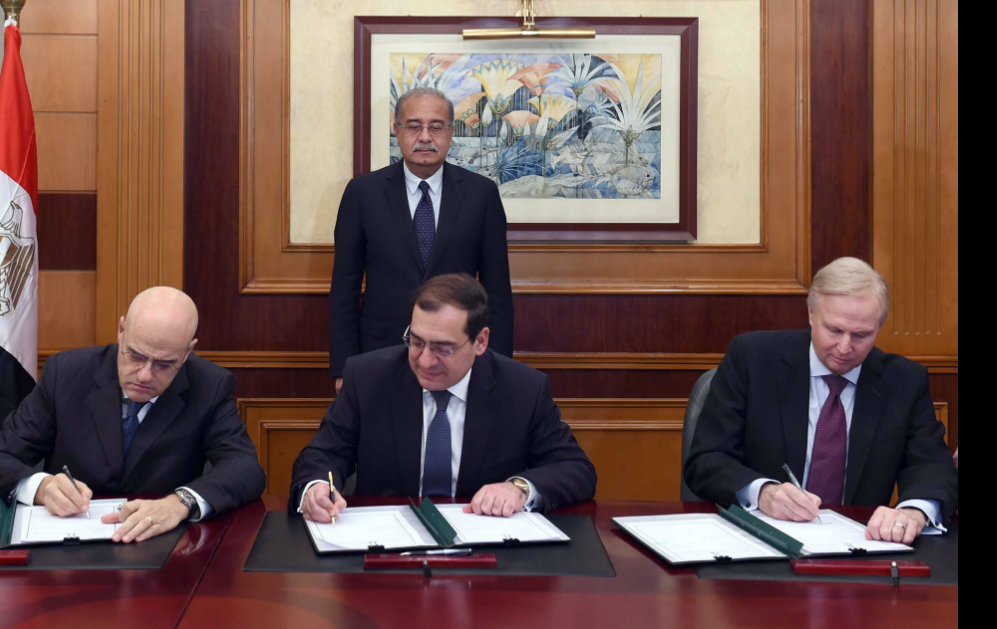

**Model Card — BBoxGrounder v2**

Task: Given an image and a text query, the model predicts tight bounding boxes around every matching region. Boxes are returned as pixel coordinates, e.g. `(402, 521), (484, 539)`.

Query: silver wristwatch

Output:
(174, 488), (200, 520)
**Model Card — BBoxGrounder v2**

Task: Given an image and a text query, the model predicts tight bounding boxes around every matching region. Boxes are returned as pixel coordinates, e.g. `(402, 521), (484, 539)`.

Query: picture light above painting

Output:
(356, 17), (699, 243)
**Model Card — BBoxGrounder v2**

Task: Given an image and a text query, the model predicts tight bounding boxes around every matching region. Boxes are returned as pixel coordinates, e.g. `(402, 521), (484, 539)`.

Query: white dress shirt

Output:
(15, 391), (212, 522)
(403, 161), (443, 227)
(736, 344), (944, 532)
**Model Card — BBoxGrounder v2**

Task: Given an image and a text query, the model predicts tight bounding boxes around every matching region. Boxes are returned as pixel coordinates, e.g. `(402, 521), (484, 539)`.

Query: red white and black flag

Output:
(0, 18), (38, 419)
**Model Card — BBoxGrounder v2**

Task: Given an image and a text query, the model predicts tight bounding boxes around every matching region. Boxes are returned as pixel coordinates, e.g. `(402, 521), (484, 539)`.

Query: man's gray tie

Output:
(121, 400), (144, 455)
(422, 390), (452, 497)
(413, 181), (436, 266)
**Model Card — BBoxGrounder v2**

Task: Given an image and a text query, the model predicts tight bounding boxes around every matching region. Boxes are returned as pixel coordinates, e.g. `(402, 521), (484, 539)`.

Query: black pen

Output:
(891, 561), (900, 588)
(781, 463), (822, 524)
(61, 465), (91, 519)
(400, 548), (473, 556)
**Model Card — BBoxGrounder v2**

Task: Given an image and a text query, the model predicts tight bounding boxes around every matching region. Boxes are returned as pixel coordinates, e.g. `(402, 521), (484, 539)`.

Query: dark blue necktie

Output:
(423, 390), (453, 497)
(122, 400), (144, 455)
(413, 181), (436, 266)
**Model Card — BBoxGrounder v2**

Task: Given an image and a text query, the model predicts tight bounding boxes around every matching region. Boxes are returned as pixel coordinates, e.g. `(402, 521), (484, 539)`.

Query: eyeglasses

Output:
(120, 347), (183, 375)
(403, 326), (471, 358)
(396, 123), (453, 136)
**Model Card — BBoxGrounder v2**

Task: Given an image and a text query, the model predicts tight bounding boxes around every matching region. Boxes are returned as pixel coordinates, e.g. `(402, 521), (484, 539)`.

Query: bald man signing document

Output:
(0, 287), (265, 543)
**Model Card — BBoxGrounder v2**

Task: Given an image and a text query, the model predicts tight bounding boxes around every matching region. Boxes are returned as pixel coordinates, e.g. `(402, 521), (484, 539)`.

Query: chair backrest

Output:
(680, 368), (718, 502)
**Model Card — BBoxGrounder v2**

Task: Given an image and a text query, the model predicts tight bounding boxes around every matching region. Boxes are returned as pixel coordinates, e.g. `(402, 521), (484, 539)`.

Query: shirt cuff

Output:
(897, 499), (947, 535)
(297, 480), (329, 514)
(509, 477), (541, 512)
(737, 478), (779, 512)
(177, 487), (212, 522)
(16, 473), (51, 506)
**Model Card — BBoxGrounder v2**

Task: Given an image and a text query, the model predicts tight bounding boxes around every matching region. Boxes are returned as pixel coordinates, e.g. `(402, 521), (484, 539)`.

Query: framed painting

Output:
(355, 16), (699, 242)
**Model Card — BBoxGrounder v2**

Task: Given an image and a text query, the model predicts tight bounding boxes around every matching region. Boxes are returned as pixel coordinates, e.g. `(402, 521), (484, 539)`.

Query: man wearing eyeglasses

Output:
(294, 274), (595, 521)
(328, 87), (514, 396)
(0, 287), (265, 543)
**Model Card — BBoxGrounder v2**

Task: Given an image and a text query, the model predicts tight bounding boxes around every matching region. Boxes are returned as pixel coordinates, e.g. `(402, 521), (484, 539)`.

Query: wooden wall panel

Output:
(36, 193), (98, 271)
(35, 113), (97, 191)
(38, 271), (96, 350)
(810, 0), (871, 270)
(872, 0), (959, 358)
(19, 35), (98, 112)
(96, 0), (186, 344)
(18, 0), (98, 35)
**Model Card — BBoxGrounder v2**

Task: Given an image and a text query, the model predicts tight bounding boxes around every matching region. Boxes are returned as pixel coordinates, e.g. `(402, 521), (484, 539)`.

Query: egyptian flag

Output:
(0, 19), (39, 419)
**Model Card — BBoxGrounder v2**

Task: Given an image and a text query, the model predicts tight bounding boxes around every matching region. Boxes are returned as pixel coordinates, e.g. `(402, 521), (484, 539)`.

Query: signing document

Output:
(5, 499), (127, 546)
(305, 502), (569, 554)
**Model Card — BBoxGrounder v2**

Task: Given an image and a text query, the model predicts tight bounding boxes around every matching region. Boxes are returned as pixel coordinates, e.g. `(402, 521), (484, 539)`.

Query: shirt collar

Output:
(809, 343), (861, 386)
(121, 389), (160, 405)
(423, 366), (472, 404)
(403, 160), (444, 196)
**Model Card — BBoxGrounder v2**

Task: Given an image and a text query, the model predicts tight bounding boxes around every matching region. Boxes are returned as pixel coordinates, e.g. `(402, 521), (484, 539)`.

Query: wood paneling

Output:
(38, 271), (96, 350)
(238, 0), (811, 296)
(810, 0), (871, 270)
(37, 193), (98, 270)
(96, 0), (186, 344)
(18, 0), (98, 35)
(20, 35), (98, 112)
(35, 113), (97, 191)
(872, 0), (959, 357)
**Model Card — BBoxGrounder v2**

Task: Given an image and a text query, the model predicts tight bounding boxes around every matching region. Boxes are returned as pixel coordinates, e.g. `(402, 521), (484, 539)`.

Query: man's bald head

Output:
(117, 287), (200, 402)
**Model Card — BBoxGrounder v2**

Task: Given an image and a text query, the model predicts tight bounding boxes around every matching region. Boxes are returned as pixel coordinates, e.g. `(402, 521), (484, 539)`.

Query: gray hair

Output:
(808, 257), (890, 326)
(394, 87), (455, 125)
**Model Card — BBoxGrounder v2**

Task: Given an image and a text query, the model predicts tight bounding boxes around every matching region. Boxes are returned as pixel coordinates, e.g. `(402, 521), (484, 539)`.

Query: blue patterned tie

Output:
(423, 390), (453, 497)
(413, 181), (436, 266)
(122, 400), (144, 455)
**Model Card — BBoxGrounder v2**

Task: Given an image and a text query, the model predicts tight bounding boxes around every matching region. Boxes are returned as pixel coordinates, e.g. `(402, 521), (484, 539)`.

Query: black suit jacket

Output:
(0, 345), (266, 515)
(684, 329), (958, 521)
(291, 346), (596, 512)
(328, 161), (514, 377)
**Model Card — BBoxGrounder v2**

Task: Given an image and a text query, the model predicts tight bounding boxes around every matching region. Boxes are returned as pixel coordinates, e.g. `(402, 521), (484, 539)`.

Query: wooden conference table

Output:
(1, 498), (958, 629)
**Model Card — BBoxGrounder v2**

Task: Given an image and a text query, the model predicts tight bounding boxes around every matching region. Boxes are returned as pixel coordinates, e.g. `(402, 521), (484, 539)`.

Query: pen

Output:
(400, 548), (474, 556)
(61, 465), (91, 519)
(891, 561), (900, 588)
(328, 471), (337, 527)
(781, 463), (822, 524)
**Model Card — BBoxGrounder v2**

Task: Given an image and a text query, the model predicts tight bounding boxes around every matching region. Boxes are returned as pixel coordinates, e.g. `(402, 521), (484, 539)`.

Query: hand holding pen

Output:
(299, 473), (347, 524)
(780, 463), (823, 524)
(31, 465), (94, 519)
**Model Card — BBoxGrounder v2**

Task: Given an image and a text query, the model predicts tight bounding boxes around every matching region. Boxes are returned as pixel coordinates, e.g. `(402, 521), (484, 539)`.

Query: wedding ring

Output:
(144, 516), (155, 525)
(894, 521), (906, 529)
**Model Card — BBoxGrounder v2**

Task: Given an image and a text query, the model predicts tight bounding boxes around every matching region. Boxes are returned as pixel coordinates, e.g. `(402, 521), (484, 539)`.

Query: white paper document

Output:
(751, 510), (913, 555)
(436, 504), (570, 545)
(614, 514), (787, 565)
(304, 503), (569, 553)
(12, 499), (127, 545)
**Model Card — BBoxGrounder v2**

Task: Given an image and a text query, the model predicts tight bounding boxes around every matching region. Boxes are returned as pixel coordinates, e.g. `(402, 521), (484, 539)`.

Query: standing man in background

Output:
(328, 87), (514, 393)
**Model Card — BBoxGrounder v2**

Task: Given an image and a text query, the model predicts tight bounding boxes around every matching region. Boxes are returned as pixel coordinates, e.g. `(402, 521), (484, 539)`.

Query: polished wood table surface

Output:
(177, 497), (958, 629)
(0, 512), (232, 629)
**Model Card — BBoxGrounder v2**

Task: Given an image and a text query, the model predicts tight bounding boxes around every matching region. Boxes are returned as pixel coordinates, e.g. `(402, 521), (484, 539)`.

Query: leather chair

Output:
(680, 368), (718, 502)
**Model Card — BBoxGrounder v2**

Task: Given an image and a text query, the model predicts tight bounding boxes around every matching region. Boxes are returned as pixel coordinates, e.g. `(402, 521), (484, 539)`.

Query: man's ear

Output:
(474, 327), (490, 356)
(807, 305), (816, 327)
(183, 338), (198, 363)
(117, 316), (126, 340)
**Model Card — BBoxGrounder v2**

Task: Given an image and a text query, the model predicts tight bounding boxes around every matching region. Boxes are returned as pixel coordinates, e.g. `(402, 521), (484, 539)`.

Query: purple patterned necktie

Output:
(413, 181), (436, 266)
(121, 400), (144, 455)
(807, 374), (849, 505)
(422, 390), (452, 497)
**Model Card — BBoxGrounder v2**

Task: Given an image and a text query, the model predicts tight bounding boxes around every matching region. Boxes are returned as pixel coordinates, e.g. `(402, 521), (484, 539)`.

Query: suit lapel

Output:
(391, 368), (424, 496)
(425, 163), (465, 278)
(456, 354), (496, 497)
(778, 331), (812, 482)
(122, 364), (188, 479)
(88, 347), (126, 476)
(845, 352), (886, 504)
(384, 161), (425, 271)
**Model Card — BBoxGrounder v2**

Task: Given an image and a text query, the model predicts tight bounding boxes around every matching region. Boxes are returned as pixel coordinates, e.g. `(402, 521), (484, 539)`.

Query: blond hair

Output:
(808, 257), (890, 326)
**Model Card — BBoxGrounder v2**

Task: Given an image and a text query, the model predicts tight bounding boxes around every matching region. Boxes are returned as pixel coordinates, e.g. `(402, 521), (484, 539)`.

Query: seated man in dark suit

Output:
(685, 257), (957, 543)
(293, 274), (596, 522)
(0, 287), (266, 543)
